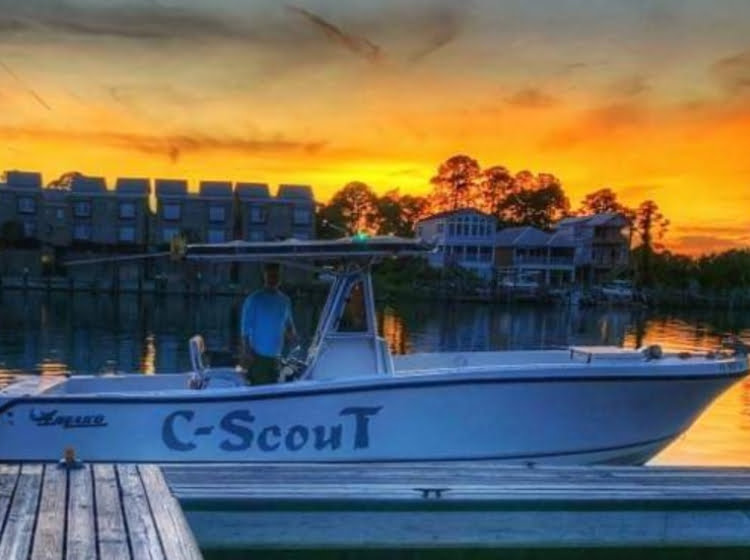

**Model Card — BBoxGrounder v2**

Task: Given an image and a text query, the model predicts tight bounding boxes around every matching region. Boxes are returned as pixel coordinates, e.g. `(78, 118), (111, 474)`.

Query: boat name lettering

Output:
(161, 406), (382, 453)
(29, 409), (108, 429)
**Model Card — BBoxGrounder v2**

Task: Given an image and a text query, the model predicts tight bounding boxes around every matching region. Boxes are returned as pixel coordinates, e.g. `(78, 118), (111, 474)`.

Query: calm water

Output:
(1, 290), (750, 466)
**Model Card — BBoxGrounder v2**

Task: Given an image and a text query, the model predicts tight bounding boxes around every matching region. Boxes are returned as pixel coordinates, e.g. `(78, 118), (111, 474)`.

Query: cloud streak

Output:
(285, 5), (383, 64)
(712, 50), (750, 97)
(0, 59), (52, 111)
(0, 125), (327, 162)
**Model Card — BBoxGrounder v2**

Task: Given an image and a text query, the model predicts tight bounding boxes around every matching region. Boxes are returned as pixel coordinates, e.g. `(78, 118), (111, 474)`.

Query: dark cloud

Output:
(0, 125), (327, 161)
(506, 87), (558, 109)
(407, 7), (466, 63)
(285, 5), (383, 64)
(712, 50), (750, 97)
(0, 0), (269, 42)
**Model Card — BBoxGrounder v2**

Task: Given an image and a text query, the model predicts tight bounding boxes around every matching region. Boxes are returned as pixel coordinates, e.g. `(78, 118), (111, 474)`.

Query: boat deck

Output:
(0, 463), (202, 559)
(164, 462), (750, 550)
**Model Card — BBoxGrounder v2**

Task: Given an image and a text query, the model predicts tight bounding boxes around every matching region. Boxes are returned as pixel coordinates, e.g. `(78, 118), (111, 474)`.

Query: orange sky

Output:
(1, 1), (749, 255)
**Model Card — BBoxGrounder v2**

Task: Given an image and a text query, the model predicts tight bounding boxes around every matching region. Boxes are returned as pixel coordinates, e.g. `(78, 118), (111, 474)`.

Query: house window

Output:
(163, 203), (181, 220)
(209, 205), (226, 223)
(448, 222), (456, 236)
(18, 197), (36, 214)
(437, 223), (444, 234)
(119, 202), (136, 219)
(293, 206), (311, 225)
(248, 230), (265, 242)
(207, 229), (226, 243)
(119, 226), (136, 243)
(480, 247), (492, 262)
(55, 208), (65, 221)
(73, 223), (91, 240)
(249, 206), (266, 224)
(73, 201), (91, 218)
(23, 220), (37, 238)
(162, 227), (180, 243)
(466, 246), (478, 261)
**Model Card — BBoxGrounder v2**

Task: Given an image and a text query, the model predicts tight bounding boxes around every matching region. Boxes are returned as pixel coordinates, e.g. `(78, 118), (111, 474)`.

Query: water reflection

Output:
(2, 291), (750, 465)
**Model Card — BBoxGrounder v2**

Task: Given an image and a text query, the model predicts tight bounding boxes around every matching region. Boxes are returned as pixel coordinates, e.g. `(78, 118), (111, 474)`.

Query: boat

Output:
(0, 236), (747, 465)
(596, 280), (636, 302)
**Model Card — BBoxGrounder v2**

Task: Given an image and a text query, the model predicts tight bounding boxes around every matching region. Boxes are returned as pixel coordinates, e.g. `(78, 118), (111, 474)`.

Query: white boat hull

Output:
(0, 364), (743, 465)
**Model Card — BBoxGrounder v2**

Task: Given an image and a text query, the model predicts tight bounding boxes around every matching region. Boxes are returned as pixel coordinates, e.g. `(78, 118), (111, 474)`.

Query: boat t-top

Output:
(0, 236), (747, 465)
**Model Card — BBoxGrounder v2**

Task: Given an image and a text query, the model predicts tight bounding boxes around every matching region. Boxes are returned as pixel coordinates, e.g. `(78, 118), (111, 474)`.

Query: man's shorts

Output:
(245, 354), (280, 385)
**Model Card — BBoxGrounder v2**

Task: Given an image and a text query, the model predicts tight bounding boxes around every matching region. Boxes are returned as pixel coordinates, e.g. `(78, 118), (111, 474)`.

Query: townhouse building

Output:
(494, 226), (576, 286)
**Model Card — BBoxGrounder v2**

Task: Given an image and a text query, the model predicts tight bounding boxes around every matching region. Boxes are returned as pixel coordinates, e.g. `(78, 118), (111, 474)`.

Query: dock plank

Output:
(139, 466), (202, 560)
(0, 464), (20, 532)
(66, 466), (95, 560)
(93, 464), (130, 560)
(118, 464), (166, 560)
(0, 464), (43, 560)
(31, 465), (67, 560)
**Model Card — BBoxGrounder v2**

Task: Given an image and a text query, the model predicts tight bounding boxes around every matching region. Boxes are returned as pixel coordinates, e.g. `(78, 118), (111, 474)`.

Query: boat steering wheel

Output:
(279, 345), (307, 382)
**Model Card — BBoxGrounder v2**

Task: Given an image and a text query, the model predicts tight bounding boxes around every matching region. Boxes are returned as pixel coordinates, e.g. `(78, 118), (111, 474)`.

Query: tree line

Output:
(317, 154), (750, 293)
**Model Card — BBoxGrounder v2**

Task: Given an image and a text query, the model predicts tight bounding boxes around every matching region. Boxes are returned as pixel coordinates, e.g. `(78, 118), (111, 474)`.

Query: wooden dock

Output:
(164, 462), (750, 550)
(0, 463), (202, 559)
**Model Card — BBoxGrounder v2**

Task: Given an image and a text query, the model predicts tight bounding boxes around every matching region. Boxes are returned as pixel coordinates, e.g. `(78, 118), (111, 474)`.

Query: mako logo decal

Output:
(162, 406), (382, 453)
(29, 409), (108, 429)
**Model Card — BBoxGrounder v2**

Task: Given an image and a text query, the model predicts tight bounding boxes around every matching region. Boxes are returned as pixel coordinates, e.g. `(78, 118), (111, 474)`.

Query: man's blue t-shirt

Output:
(240, 289), (294, 358)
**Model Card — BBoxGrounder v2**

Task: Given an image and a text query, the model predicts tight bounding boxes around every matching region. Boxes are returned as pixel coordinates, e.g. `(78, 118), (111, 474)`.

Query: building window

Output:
(119, 202), (136, 219)
(162, 227), (180, 243)
(163, 203), (181, 221)
(55, 208), (65, 221)
(248, 230), (265, 242)
(73, 201), (92, 218)
(293, 231), (311, 240)
(437, 223), (444, 234)
(207, 229), (226, 243)
(119, 226), (136, 243)
(448, 222), (456, 236)
(18, 197), (36, 214)
(480, 247), (492, 262)
(249, 206), (266, 224)
(293, 206), (311, 225)
(209, 205), (226, 223)
(466, 246), (478, 261)
(73, 223), (91, 240)
(23, 220), (36, 238)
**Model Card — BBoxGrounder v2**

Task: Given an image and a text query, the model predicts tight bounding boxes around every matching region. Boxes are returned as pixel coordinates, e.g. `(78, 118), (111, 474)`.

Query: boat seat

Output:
(188, 335), (245, 389)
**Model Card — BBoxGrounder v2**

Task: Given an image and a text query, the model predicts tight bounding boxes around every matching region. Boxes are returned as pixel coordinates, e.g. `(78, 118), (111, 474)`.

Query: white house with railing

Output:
(415, 209), (497, 280)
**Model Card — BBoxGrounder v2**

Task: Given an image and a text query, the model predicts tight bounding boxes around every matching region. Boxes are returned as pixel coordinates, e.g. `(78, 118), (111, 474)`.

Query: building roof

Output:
(546, 230), (576, 247)
(236, 182), (271, 200)
(70, 175), (106, 194)
(4, 170), (42, 190)
(278, 184), (313, 201)
(495, 226), (549, 247)
(556, 212), (627, 228)
(419, 208), (495, 224)
(155, 179), (188, 197)
(115, 178), (150, 196)
(199, 181), (233, 198)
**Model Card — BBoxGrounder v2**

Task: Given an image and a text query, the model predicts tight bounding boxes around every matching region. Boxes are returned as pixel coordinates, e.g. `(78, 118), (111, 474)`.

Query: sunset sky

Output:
(0, 0), (749, 254)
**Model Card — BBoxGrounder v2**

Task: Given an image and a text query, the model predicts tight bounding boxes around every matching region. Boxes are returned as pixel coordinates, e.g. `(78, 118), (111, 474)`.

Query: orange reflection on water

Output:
(37, 359), (71, 377)
(140, 333), (156, 375)
(652, 379), (750, 466)
(381, 307), (410, 355)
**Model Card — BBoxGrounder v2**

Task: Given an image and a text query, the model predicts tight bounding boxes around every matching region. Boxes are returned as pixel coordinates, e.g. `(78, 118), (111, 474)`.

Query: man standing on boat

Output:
(240, 262), (297, 384)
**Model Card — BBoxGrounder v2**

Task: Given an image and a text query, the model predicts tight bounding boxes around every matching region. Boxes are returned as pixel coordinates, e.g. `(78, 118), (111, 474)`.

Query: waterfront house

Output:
(198, 181), (234, 244)
(40, 188), (70, 249)
(554, 213), (630, 284)
(278, 184), (315, 241)
(416, 209), (497, 280)
(494, 226), (576, 287)
(0, 171), (43, 244)
(69, 175), (112, 247)
(236, 182), (272, 242)
(114, 178), (151, 247)
(153, 179), (189, 245)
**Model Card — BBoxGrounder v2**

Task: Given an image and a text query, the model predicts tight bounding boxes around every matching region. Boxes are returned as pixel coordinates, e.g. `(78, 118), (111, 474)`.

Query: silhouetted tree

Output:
(479, 166), (514, 217)
(579, 187), (637, 247)
(377, 190), (429, 237)
(633, 200), (669, 287)
(498, 173), (569, 229)
(317, 182), (381, 237)
(429, 155), (481, 212)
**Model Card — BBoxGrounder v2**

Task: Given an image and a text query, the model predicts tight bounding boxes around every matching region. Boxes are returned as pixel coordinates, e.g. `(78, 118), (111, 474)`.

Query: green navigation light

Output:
(353, 231), (370, 242)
